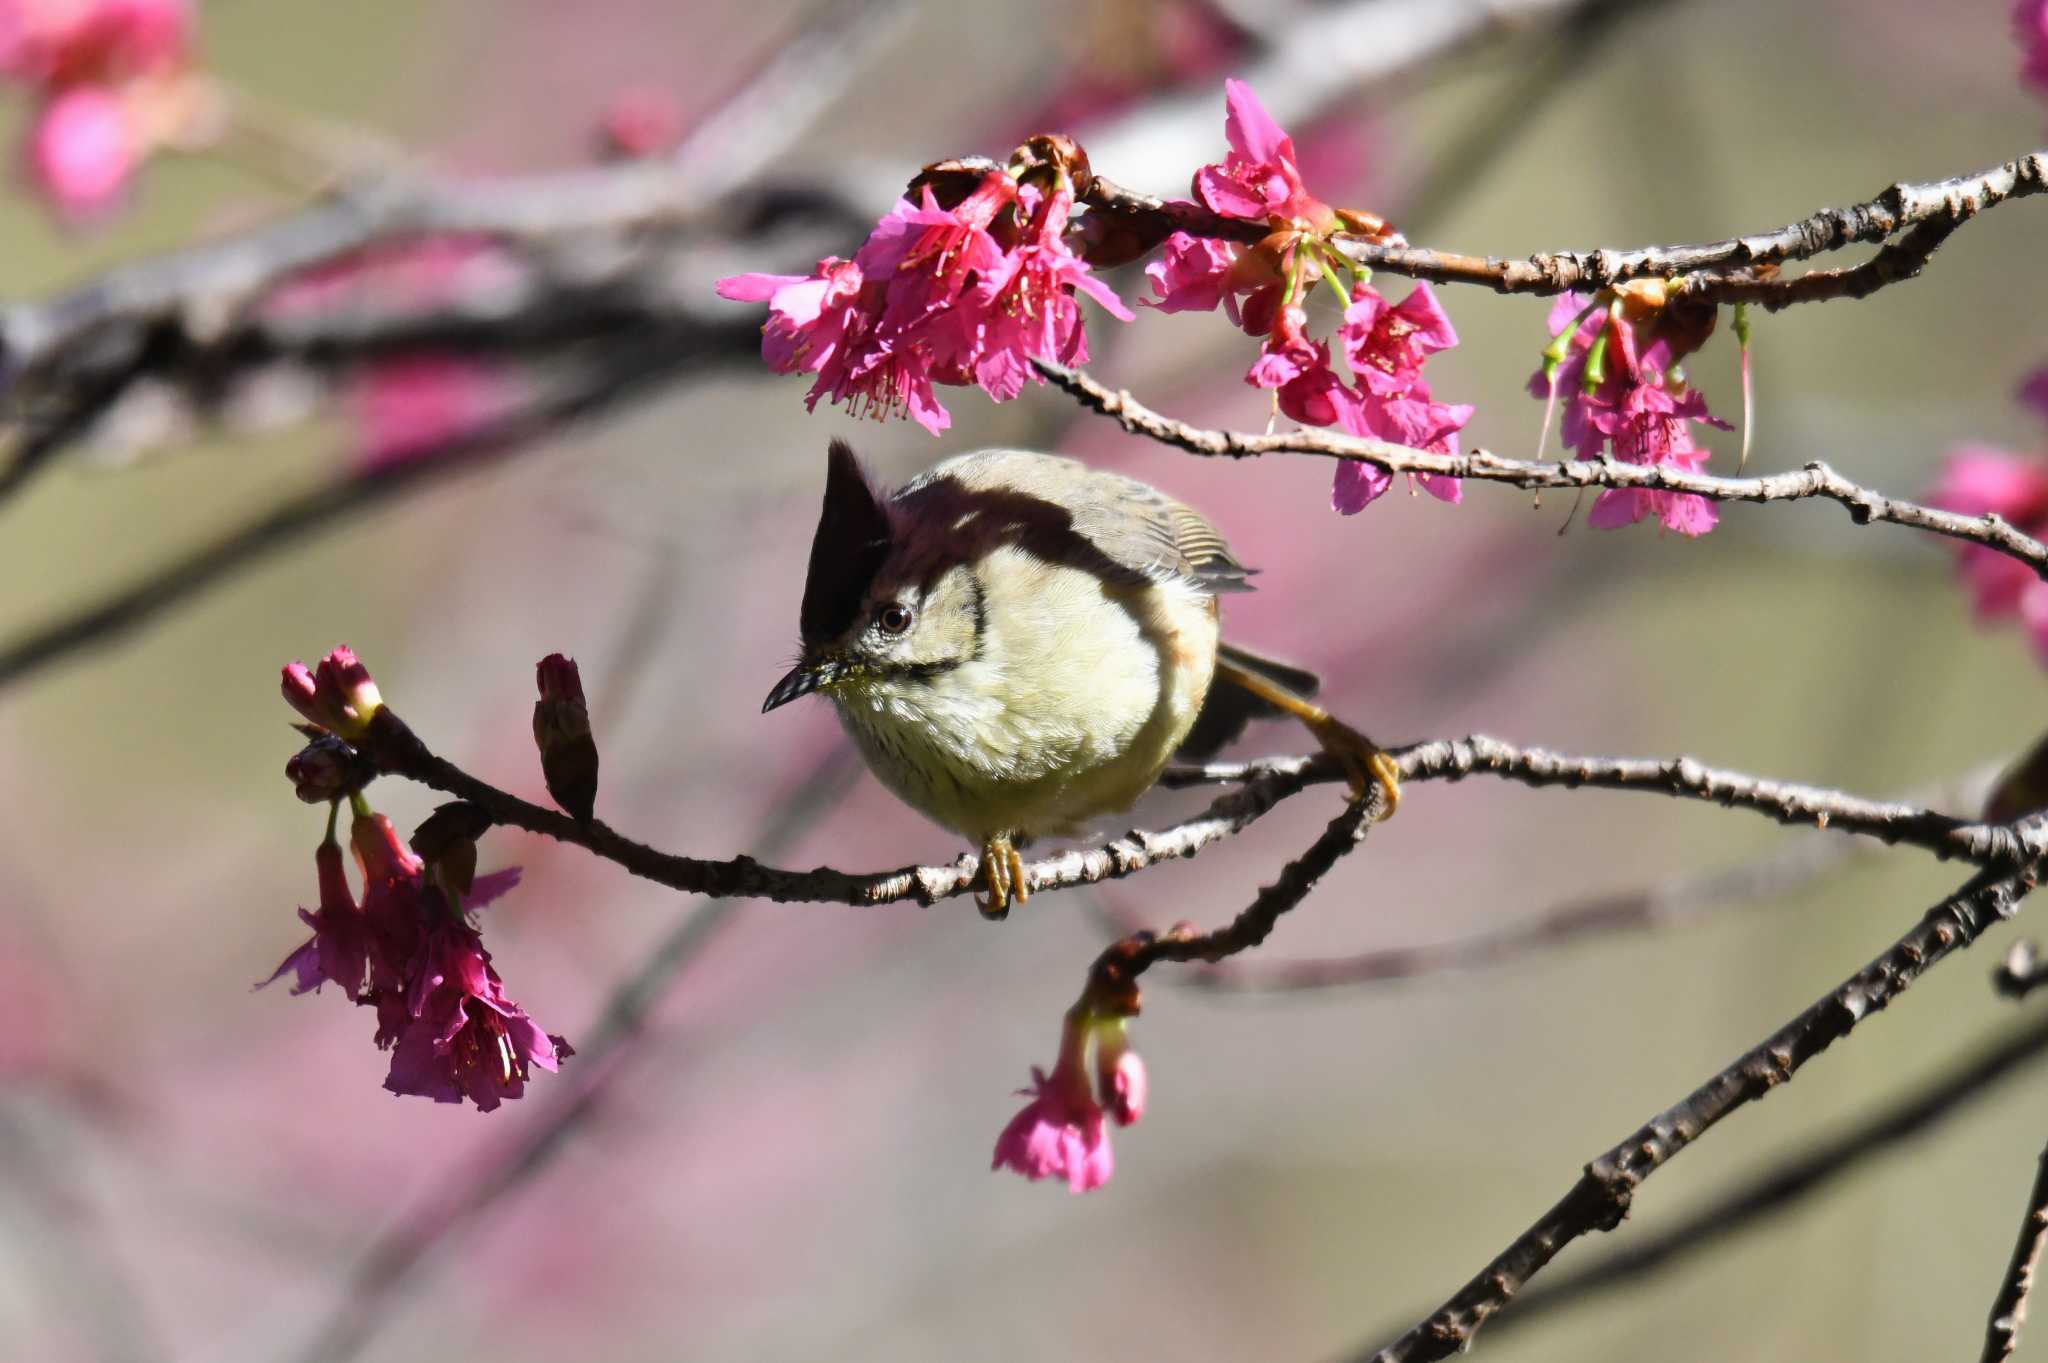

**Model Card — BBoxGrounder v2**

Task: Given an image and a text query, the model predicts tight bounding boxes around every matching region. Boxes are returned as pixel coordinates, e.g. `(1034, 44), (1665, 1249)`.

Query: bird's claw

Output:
(1311, 714), (1400, 819)
(978, 834), (1030, 920)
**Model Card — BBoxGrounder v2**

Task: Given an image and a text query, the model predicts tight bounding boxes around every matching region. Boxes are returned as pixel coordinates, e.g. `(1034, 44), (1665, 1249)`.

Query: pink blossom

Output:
(0, 0), (190, 88)
(2018, 1), (2048, 95)
(1193, 78), (1334, 230)
(26, 82), (133, 215)
(382, 918), (567, 1112)
(1, 0), (192, 218)
(281, 645), (383, 741)
(1245, 304), (1322, 390)
(968, 183), (1133, 401)
(1928, 442), (2048, 641)
(719, 170), (1130, 434)
(1339, 283), (1458, 398)
(994, 1012), (1150, 1191)
(261, 836), (372, 998)
(992, 1064), (1114, 1194)
(717, 256), (864, 378)
(1582, 383), (1726, 536)
(264, 793), (559, 1111)
(1531, 291), (1730, 533)
(1143, 230), (1239, 315)
(1336, 381), (1471, 510)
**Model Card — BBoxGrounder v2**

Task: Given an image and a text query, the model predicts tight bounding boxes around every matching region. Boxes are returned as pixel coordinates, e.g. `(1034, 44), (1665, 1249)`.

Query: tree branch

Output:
(1088, 150), (2047, 308)
(1982, 1138), (2048, 1363)
(0, 323), (754, 691)
(1360, 857), (2042, 1362)
(1035, 362), (2048, 577)
(1343, 1006), (2048, 1353)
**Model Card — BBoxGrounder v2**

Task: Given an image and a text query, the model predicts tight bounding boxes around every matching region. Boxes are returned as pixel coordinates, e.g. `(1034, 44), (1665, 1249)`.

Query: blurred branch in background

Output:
(295, 746), (863, 1363)
(1341, 1002), (2048, 1358)
(0, 1105), (163, 1363)
(1363, 855), (2044, 1362)
(0, 0), (1621, 504)
(0, 0), (1638, 703)
(1037, 362), (2048, 573)
(0, 320), (756, 691)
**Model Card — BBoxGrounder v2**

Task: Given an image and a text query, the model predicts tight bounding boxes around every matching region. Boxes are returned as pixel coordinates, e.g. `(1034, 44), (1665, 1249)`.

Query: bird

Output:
(762, 441), (1399, 918)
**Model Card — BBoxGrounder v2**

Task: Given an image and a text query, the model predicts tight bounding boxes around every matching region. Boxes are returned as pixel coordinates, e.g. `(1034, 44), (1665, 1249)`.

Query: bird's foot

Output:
(1308, 712), (1401, 819)
(977, 834), (1030, 921)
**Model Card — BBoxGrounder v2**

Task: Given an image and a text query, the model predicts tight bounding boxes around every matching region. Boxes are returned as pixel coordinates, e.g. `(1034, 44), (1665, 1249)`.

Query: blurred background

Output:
(2, 1), (2046, 1360)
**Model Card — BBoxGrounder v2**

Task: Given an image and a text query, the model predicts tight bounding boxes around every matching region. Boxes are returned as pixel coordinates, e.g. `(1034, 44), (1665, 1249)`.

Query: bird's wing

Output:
(1069, 468), (1256, 596)
(900, 448), (1255, 595)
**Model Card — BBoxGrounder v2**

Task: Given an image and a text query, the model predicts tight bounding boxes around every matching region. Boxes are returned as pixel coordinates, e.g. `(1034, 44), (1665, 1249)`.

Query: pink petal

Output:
(1222, 78), (1288, 166)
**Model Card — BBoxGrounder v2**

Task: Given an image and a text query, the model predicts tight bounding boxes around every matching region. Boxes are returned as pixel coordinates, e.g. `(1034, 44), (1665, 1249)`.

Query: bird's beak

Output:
(762, 657), (841, 713)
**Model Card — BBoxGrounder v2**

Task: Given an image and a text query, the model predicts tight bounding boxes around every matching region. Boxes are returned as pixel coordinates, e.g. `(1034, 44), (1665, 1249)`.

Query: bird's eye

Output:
(877, 602), (914, 635)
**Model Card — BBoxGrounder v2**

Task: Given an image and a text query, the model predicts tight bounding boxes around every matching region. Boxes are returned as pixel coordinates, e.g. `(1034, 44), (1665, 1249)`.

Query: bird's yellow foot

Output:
(1308, 712), (1401, 819)
(978, 834), (1030, 921)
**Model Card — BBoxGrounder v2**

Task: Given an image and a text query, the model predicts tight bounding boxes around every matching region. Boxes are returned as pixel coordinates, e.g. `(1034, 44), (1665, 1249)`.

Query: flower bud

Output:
(533, 653), (599, 822)
(1092, 1019), (1147, 1127)
(281, 646), (384, 741)
(284, 734), (375, 803)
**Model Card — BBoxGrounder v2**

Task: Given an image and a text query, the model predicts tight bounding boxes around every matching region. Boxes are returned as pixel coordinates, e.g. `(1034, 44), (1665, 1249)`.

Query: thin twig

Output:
(1178, 761), (2000, 993)
(1361, 857), (2042, 1362)
(1036, 362), (2048, 578)
(1172, 740), (2037, 867)
(1983, 1141), (2048, 1363)
(1083, 788), (1384, 1013)
(1342, 1007), (2048, 1353)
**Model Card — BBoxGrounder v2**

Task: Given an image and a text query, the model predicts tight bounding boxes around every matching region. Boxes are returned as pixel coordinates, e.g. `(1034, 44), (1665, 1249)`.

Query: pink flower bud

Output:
(1093, 1022), (1146, 1127)
(598, 86), (682, 159)
(29, 85), (136, 219)
(280, 646), (384, 740)
(533, 653), (599, 822)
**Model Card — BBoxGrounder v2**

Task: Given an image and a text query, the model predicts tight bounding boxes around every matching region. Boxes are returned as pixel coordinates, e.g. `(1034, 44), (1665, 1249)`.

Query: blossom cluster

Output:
(1927, 369), (2048, 661)
(718, 159), (1131, 434)
(1147, 79), (1471, 514)
(0, 0), (201, 217)
(266, 647), (569, 1111)
(1528, 284), (1731, 536)
(992, 1008), (1146, 1193)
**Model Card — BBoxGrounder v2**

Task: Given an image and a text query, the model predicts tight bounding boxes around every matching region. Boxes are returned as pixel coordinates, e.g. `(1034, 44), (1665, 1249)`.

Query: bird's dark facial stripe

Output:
(800, 440), (894, 646)
(965, 570), (987, 663)
(886, 659), (964, 683)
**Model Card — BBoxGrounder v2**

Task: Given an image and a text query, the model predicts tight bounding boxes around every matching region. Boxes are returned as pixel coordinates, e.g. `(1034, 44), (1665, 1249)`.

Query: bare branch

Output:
(1035, 362), (2048, 577)
(1171, 739), (2036, 866)
(1362, 857), (2041, 1362)
(1089, 150), (2047, 308)
(1345, 1007), (2048, 1353)
(1984, 1141), (2048, 1363)
(1082, 788), (1386, 1014)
